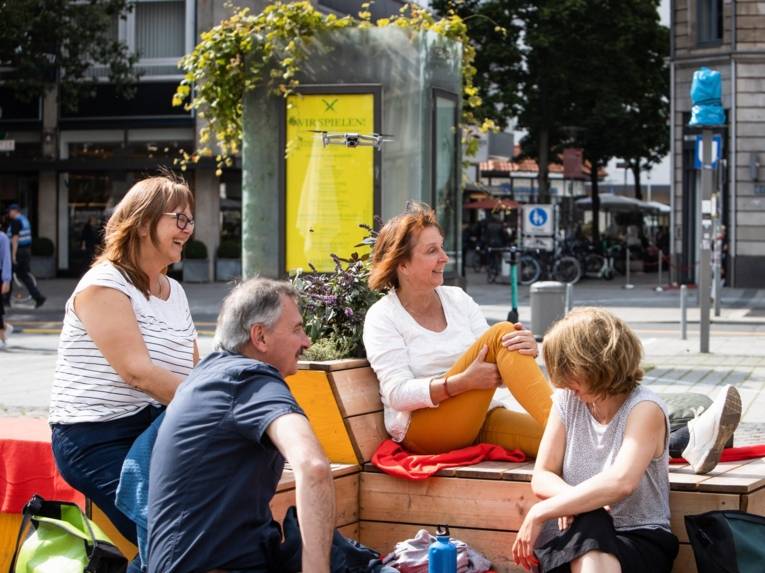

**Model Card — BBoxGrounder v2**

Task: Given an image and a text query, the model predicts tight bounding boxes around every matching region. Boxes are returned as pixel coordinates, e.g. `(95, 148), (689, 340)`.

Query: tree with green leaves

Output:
(514, 0), (580, 203)
(569, 0), (668, 243)
(430, 0), (526, 129)
(0, 0), (139, 111)
(613, 18), (670, 200)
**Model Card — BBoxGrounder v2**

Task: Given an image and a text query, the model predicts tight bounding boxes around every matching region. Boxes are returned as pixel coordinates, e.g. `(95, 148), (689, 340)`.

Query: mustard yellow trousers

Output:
(402, 322), (552, 457)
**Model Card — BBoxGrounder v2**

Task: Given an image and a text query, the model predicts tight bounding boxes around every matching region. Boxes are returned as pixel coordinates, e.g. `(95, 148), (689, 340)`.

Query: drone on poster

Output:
(309, 130), (394, 151)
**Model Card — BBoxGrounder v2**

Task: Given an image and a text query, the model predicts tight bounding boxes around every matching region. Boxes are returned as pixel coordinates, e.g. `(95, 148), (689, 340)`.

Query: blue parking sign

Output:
(694, 134), (723, 169)
(528, 207), (548, 227)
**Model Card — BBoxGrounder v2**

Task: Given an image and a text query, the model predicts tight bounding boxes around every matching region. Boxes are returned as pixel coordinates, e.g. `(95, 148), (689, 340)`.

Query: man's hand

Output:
(501, 322), (538, 357)
(267, 413), (334, 573)
(1, 282), (9, 295)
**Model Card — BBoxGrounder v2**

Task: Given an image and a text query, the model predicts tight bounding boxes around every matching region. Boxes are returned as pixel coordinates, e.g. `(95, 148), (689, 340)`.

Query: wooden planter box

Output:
(285, 358), (383, 465)
(31, 255), (55, 279)
(215, 258), (241, 281)
(182, 259), (210, 283)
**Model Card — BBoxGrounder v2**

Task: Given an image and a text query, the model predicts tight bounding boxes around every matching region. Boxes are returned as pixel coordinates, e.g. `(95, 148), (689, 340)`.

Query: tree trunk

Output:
(631, 162), (643, 200)
(590, 164), (601, 248)
(537, 127), (550, 204)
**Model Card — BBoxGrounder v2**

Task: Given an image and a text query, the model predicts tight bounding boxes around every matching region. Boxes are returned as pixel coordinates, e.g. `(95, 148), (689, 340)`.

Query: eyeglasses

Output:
(163, 212), (195, 231)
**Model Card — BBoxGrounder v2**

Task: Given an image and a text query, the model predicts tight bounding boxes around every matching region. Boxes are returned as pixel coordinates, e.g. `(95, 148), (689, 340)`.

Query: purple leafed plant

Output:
(291, 223), (382, 360)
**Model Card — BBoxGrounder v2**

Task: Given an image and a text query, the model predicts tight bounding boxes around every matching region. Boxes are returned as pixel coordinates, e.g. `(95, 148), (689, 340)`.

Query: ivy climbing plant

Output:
(173, 0), (494, 174)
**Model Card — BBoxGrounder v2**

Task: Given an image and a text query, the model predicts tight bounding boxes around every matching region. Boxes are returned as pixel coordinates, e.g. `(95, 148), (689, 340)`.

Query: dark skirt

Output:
(535, 508), (679, 573)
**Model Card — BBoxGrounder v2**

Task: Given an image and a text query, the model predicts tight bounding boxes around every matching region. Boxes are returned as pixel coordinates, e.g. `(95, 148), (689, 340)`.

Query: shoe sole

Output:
(695, 386), (741, 474)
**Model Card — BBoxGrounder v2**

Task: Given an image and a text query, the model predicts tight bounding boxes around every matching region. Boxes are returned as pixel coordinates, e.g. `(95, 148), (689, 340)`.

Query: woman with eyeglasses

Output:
(49, 174), (199, 554)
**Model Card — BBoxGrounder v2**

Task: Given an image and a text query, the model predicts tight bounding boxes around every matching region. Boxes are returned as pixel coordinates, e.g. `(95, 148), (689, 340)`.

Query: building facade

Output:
(0, 0), (404, 279)
(670, 0), (765, 287)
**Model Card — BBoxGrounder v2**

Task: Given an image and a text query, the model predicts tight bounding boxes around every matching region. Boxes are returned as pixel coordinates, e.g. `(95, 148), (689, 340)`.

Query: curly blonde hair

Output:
(543, 307), (643, 397)
(368, 202), (442, 292)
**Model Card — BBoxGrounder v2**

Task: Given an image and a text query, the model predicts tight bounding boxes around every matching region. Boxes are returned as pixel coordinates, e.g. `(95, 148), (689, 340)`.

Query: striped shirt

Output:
(49, 263), (197, 424)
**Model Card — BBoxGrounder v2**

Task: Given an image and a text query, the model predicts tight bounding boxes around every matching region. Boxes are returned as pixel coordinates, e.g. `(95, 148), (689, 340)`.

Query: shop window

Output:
(68, 140), (193, 160)
(697, 0), (723, 45)
(219, 172), (242, 245)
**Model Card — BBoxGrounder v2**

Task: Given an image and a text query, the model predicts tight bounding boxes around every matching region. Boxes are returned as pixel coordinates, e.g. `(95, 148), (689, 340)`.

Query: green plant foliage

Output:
(291, 224), (382, 361)
(31, 237), (55, 257)
(184, 239), (208, 259)
(0, 0), (139, 111)
(217, 239), (241, 259)
(174, 1), (487, 173)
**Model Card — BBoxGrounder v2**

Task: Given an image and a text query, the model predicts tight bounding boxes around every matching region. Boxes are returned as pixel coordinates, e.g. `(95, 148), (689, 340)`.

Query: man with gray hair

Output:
(147, 278), (335, 573)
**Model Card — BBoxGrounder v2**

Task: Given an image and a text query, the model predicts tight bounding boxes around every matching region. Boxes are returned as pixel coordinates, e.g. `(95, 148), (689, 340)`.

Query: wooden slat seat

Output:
(284, 359), (765, 573)
(273, 463), (362, 540)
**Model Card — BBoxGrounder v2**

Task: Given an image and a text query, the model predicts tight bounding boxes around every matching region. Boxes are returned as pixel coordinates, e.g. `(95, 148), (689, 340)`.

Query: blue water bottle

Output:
(428, 525), (457, 573)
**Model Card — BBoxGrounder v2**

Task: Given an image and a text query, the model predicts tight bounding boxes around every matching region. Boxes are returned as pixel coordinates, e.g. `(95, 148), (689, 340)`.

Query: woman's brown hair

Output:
(94, 174), (194, 298)
(368, 202), (442, 291)
(542, 307), (644, 398)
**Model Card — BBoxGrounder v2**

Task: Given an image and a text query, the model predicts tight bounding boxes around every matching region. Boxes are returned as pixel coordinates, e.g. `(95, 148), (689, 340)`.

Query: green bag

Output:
(9, 494), (127, 573)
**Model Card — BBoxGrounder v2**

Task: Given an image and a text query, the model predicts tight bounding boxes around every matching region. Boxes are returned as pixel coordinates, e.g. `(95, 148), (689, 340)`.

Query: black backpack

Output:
(685, 510), (765, 573)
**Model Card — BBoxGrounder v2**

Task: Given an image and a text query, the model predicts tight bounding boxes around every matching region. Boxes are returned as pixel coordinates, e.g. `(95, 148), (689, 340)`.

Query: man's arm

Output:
(267, 413), (334, 573)
(10, 235), (18, 264)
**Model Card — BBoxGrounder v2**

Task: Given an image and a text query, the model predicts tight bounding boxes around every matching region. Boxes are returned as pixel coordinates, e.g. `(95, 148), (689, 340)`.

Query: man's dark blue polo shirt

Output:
(147, 351), (305, 573)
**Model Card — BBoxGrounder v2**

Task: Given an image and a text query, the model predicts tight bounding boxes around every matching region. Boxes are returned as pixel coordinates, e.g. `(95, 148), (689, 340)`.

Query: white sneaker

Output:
(0, 339), (6, 351)
(682, 384), (741, 474)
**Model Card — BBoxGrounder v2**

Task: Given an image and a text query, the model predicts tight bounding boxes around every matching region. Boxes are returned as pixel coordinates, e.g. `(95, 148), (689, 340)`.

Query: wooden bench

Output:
(285, 360), (765, 573)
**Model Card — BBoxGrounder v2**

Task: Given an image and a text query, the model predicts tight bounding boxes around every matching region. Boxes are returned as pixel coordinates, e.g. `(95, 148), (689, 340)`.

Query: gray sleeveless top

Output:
(557, 385), (671, 531)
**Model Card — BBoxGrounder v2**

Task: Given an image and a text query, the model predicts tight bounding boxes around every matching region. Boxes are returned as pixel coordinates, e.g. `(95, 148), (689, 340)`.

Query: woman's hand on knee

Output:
(501, 322), (539, 357)
(455, 345), (501, 391)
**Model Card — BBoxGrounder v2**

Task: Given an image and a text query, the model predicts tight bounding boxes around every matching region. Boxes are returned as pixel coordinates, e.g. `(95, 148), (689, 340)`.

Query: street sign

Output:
(694, 134), (722, 169)
(0, 140), (15, 152)
(523, 236), (554, 251)
(522, 204), (553, 236)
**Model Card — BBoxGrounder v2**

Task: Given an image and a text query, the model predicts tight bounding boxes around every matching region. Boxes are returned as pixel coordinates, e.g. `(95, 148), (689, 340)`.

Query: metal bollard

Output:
(655, 249), (664, 292)
(623, 248), (635, 290)
(680, 284), (687, 340)
(565, 282), (573, 313)
(713, 255), (721, 317)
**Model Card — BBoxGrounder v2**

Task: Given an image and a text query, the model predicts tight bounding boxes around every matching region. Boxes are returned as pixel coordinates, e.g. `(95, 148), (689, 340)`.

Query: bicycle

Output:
(565, 239), (615, 281)
(522, 246), (582, 284)
(485, 247), (541, 285)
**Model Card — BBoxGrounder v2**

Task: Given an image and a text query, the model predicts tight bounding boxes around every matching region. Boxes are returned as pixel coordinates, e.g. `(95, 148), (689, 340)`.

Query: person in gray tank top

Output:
(512, 308), (679, 573)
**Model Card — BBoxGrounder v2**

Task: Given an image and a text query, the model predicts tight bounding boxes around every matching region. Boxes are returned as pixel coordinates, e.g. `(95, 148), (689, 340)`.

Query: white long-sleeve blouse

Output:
(362, 286), (490, 442)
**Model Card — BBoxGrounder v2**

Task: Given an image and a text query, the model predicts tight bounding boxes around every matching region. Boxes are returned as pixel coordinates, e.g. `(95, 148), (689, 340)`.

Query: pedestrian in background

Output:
(0, 230), (11, 349)
(4, 204), (46, 308)
(80, 215), (103, 273)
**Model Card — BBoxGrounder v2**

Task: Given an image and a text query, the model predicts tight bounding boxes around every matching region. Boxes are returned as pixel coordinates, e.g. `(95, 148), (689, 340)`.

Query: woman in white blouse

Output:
(363, 203), (552, 455)
(50, 174), (199, 549)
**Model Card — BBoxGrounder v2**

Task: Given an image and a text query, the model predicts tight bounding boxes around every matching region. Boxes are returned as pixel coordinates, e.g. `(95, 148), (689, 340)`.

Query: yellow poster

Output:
(285, 93), (375, 272)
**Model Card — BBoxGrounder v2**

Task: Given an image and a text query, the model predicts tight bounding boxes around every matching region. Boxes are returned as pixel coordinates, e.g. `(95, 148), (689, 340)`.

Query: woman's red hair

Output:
(368, 202), (442, 291)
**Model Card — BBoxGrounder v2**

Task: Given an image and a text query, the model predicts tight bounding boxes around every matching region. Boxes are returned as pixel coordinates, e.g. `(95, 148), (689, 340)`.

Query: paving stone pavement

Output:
(642, 359), (765, 446)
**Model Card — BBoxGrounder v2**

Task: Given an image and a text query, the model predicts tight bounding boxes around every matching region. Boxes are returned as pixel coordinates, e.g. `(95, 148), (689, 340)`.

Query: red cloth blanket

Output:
(371, 439), (526, 480)
(670, 444), (765, 465)
(0, 418), (85, 513)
